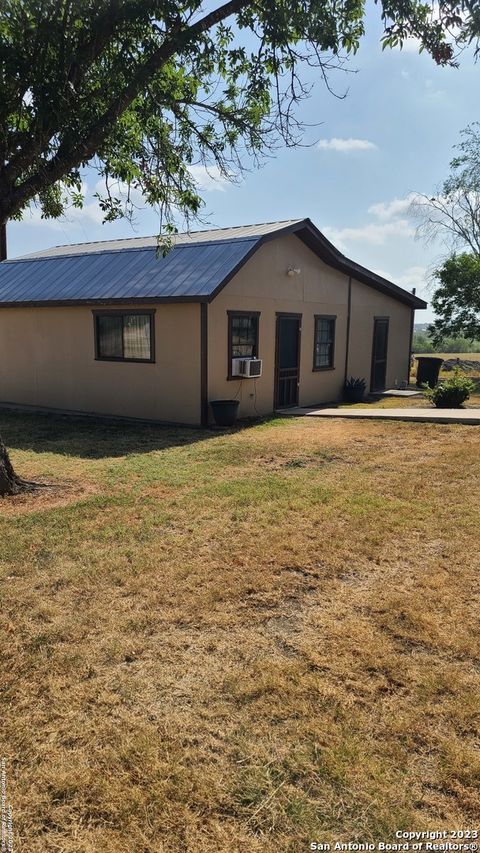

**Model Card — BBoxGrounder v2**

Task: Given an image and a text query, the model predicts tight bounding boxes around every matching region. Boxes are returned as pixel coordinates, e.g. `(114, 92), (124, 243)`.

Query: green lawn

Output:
(1, 410), (480, 852)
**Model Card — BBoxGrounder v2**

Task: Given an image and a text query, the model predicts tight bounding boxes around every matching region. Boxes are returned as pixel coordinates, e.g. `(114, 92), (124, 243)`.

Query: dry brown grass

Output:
(1, 411), (480, 851)
(414, 352), (480, 361)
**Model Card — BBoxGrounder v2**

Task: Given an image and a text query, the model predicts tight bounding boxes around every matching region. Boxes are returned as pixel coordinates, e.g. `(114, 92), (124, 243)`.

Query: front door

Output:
(275, 314), (301, 408)
(371, 317), (389, 392)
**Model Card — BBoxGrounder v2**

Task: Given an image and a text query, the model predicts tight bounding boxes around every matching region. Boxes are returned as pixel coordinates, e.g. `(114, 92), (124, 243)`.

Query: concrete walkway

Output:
(376, 389), (421, 398)
(277, 406), (480, 425)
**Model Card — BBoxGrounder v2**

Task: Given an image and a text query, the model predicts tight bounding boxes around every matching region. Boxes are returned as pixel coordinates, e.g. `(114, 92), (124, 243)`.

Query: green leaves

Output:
(430, 254), (480, 343)
(0, 0), (478, 229)
(422, 367), (475, 407)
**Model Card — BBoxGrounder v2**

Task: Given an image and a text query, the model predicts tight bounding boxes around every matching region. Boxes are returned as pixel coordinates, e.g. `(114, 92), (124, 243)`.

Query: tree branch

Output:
(1, 0), (250, 220)
(1, 0), (159, 188)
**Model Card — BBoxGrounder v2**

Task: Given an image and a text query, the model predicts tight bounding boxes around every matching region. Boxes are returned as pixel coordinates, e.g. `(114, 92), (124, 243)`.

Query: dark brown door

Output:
(275, 314), (301, 408)
(371, 318), (389, 392)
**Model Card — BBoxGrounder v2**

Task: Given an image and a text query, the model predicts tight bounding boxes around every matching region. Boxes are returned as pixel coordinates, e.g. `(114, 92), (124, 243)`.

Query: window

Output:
(228, 311), (260, 377)
(313, 315), (336, 370)
(94, 311), (155, 362)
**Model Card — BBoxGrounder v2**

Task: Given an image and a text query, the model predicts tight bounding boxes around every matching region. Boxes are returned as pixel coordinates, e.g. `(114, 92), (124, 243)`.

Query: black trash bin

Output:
(209, 399), (240, 427)
(416, 356), (443, 388)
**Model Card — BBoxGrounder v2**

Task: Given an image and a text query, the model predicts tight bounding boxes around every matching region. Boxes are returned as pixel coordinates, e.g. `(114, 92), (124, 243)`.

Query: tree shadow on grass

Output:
(0, 408), (257, 460)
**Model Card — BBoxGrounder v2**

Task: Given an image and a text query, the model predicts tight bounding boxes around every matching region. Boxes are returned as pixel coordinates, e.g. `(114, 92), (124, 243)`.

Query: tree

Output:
(411, 124), (480, 342)
(411, 123), (480, 256)
(412, 327), (480, 352)
(412, 330), (435, 352)
(429, 253), (480, 342)
(0, 0), (478, 495)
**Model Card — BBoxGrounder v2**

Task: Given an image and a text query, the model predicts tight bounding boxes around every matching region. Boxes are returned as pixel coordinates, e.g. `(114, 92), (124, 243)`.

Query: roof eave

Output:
(0, 295), (210, 309)
(277, 218), (427, 310)
(0, 218), (429, 309)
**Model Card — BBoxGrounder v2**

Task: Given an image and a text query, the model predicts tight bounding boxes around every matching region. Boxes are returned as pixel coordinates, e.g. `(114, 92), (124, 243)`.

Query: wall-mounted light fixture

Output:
(287, 267), (301, 277)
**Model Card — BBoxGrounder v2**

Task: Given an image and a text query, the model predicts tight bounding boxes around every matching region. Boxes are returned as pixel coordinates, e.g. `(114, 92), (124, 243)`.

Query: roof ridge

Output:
(0, 217), (427, 309)
(6, 235), (262, 263)
(38, 219), (304, 253)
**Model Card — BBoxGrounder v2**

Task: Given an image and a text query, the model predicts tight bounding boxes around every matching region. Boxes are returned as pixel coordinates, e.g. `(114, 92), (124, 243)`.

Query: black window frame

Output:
(313, 314), (336, 371)
(227, 310), (260, 379)
(93, 309), (156, 363)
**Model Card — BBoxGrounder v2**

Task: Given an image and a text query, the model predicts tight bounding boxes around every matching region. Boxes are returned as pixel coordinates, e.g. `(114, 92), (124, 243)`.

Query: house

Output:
(0, 218), (426, 426)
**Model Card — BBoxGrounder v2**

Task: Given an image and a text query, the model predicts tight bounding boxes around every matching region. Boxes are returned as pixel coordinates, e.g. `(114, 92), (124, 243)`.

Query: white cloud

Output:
(188, 164), (231, 191)
(323, 218), (414, 246)
(424, 79), (446, 101)
(368, 194), (418, 221)
(396, 266), (429, 292)
(23, 181), (105, 231)
(374, 265), (431, 308)
(374, 265), (428, 292)
(317, 137), (378, 153)
(400, 37), (422, 54)
(23, 166), (231, 235)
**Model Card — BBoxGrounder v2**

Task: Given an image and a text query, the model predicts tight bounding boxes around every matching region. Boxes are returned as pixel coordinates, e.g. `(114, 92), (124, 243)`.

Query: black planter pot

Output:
(209, 399), (240, 427)
(434, 390), (469, 408)
(343, 388), (365, 404)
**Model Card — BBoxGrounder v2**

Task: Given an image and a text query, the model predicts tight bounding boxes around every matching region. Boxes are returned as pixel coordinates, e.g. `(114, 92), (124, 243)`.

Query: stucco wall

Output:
(0, 234), (415, 425)
(0, 303), (201, 423)
(208, 234), (414, 417)
(347, 279), (412, 391)
(208, 234), (350, 416)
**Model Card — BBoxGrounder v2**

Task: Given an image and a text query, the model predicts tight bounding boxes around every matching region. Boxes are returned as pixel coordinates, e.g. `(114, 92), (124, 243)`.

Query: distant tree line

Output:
(412, 331), (480, 354)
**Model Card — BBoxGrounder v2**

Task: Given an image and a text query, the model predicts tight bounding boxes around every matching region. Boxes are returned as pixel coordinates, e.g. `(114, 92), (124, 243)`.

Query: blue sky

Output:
(7, 1), (477, 322)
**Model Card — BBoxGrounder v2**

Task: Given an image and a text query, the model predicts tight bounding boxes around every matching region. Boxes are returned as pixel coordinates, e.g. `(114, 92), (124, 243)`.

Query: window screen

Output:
(123, 315), (152, 360)
(229, 314), (259, 359)
(313, 316), (335, 369)
(95, 312), (154, 362)
(97, 315), (123, 358)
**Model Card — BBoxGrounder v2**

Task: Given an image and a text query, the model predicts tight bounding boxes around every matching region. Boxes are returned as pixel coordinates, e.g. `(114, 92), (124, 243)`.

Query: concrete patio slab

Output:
(277, 407), (480, 425)
(376, 389), (421, 397)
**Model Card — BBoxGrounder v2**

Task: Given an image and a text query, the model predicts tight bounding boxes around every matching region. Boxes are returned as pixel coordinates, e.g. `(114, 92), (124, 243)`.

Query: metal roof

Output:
(0, 238), (259, 305)
(0, 218), (427, 309)
(20, 220), (304, 259)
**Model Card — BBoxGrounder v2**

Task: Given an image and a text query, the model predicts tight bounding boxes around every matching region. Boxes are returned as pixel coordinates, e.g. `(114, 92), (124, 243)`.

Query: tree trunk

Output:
(0, 222), (6, 261)
(0, 436), (38, 496)
(0, 222), (40, 496)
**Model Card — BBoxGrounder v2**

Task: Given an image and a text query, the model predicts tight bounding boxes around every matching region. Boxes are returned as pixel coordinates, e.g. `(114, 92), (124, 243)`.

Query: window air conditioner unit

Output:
(231, 357), (263, 378)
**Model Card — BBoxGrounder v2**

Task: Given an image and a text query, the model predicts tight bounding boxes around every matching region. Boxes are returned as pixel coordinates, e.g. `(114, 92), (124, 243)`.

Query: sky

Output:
(7, 1), (478, 323)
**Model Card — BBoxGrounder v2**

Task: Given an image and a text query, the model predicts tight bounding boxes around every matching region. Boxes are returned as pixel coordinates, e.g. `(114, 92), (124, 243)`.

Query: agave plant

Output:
(344, 376), (367, 403)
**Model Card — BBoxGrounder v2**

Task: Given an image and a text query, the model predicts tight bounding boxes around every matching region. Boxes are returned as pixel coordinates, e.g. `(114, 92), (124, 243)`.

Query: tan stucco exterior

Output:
(0, 232), (414, 424)
(348, 278), (412, 392)
(208, 234), (412, 418)
(0, 303), (202, 423)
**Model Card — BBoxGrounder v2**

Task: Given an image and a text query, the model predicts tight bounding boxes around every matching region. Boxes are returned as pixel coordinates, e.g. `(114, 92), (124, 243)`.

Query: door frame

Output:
(274, 312), (302, 409)
(370, 316), (390, 392)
